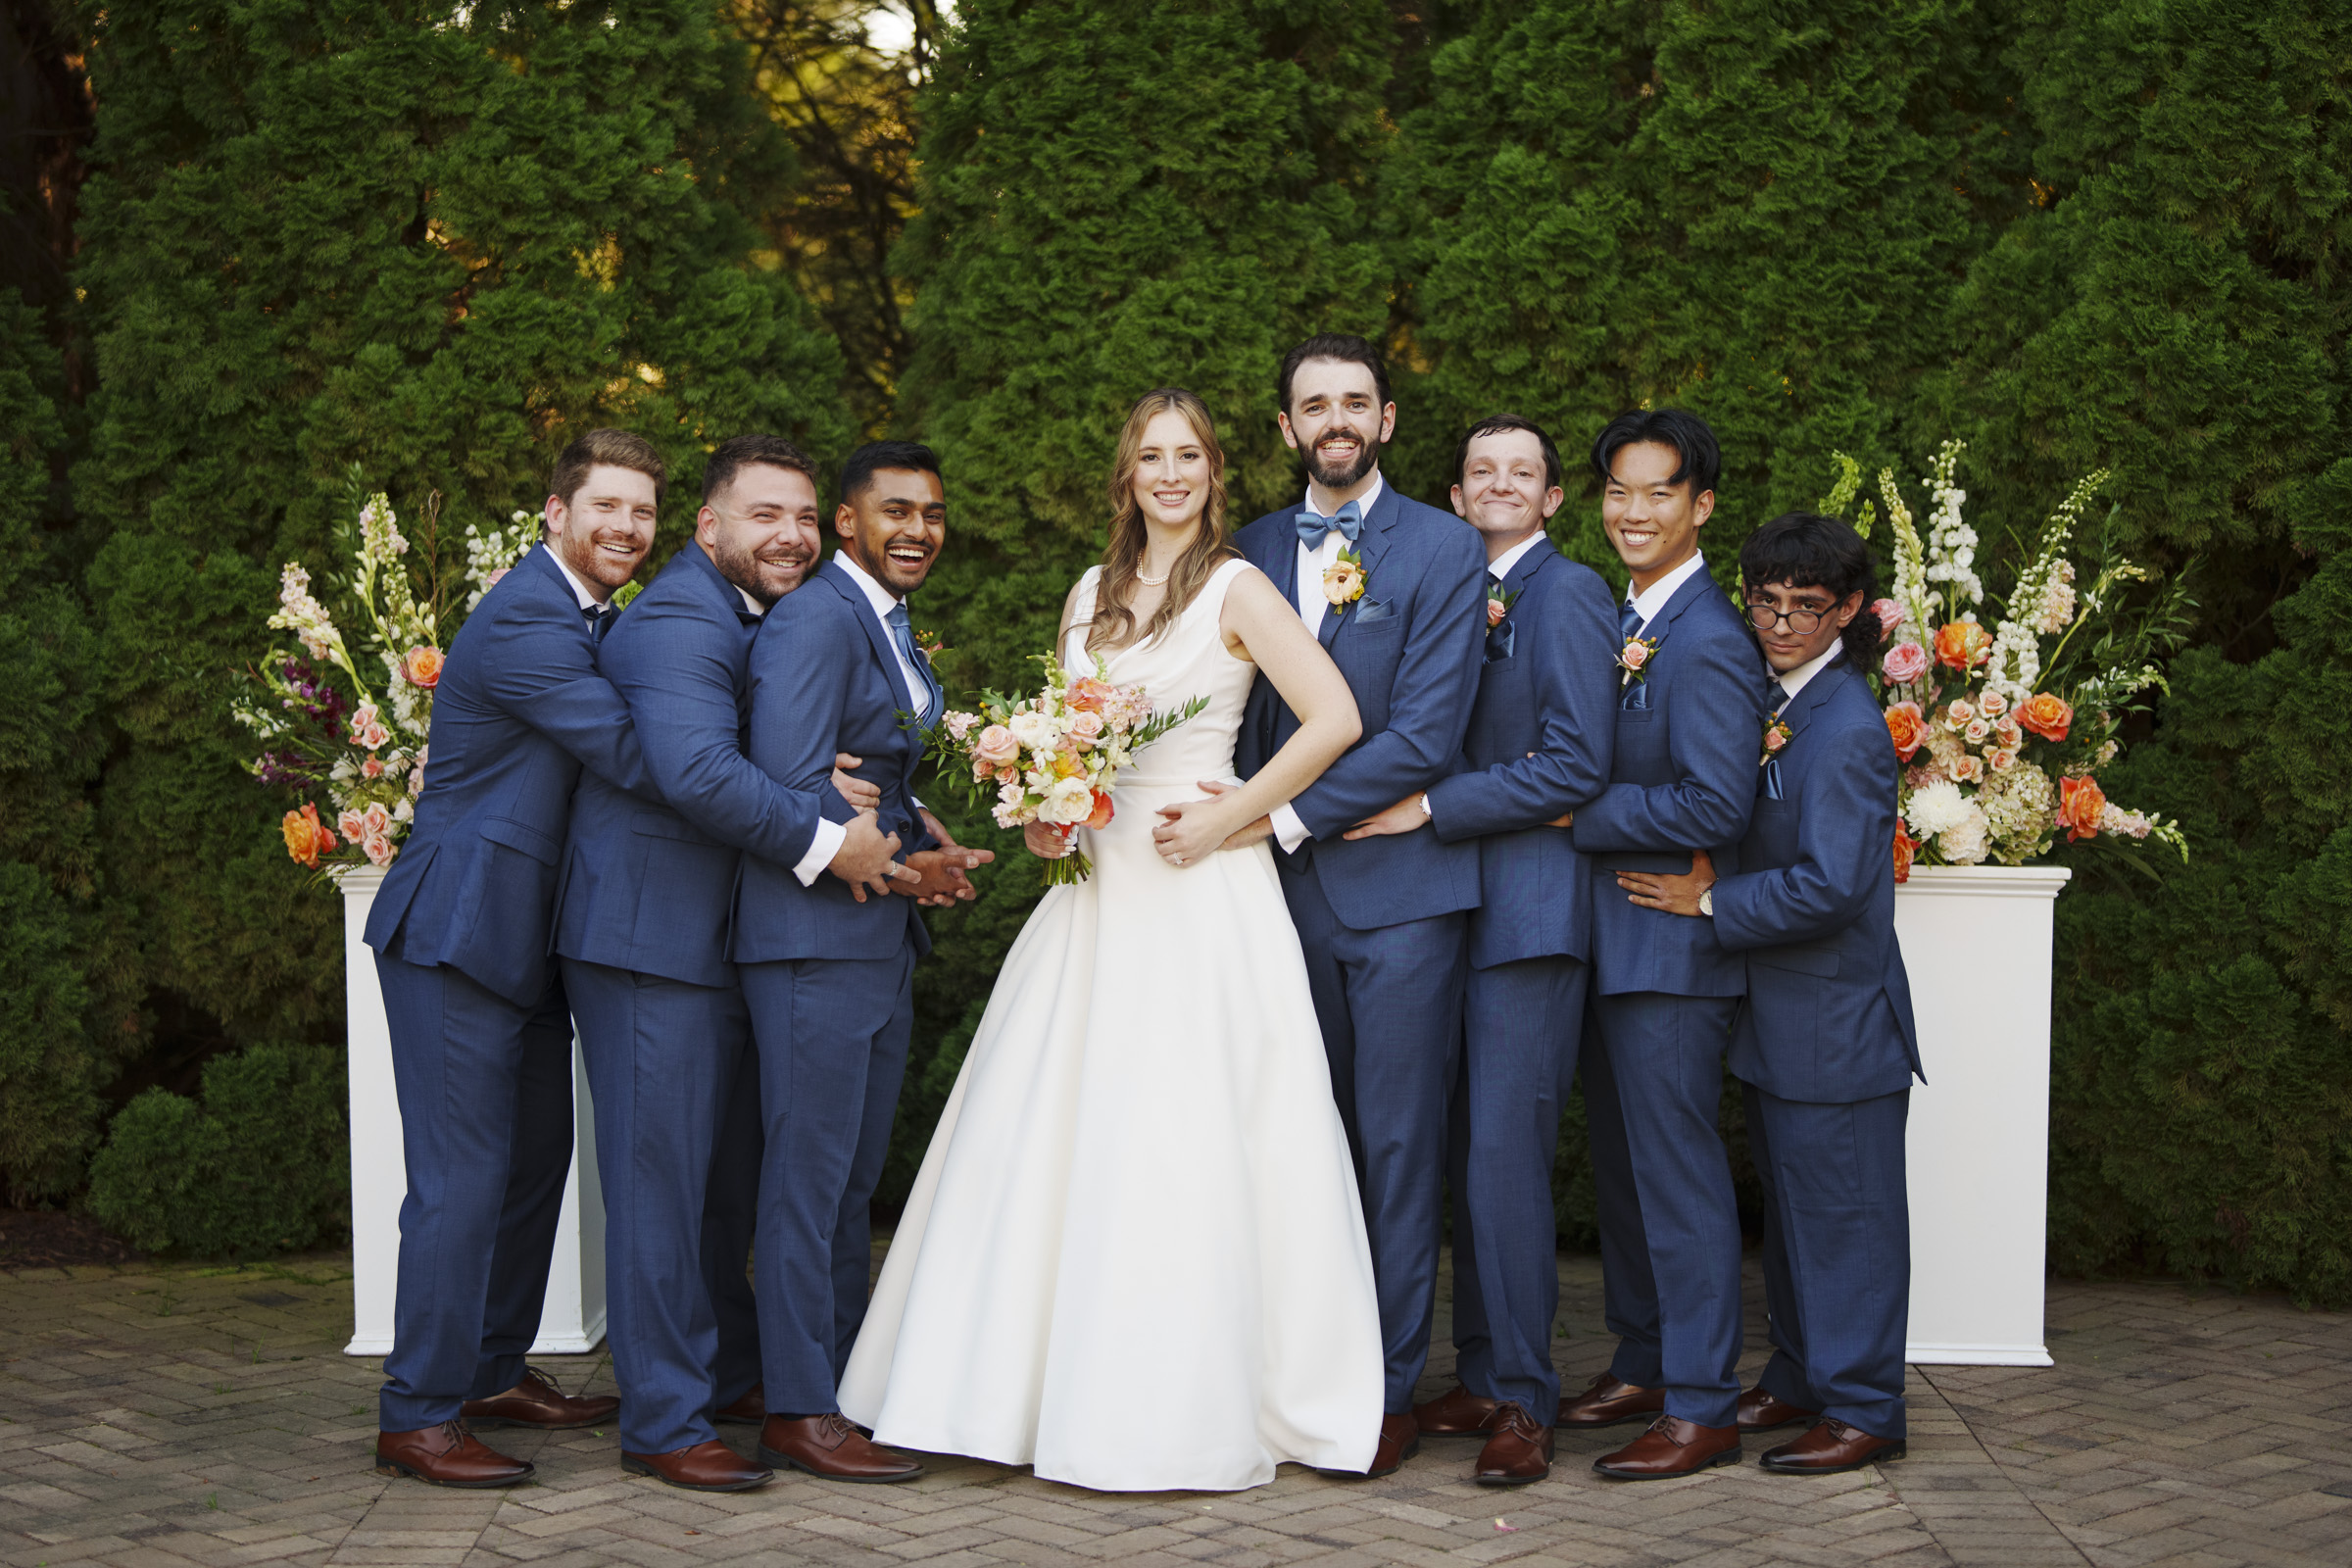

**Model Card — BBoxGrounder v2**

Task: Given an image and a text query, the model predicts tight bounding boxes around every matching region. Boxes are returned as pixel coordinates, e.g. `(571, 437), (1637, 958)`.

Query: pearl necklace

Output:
(1136, 565), (1173, 587)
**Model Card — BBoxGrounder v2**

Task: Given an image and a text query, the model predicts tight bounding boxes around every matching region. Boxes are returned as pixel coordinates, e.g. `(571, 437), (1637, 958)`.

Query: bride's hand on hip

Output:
(1152, 790), (1234, 867)
(1024, 821), (1073, 860)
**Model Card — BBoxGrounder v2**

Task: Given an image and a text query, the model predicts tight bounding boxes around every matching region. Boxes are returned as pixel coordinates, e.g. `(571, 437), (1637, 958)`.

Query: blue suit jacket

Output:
(554, 544), (830, 989)
(1424, 540), (1620, 970)
(1232, 481), (1486, 931)
(731, 558), (937, 963)
(1713, 660), (1923, 1101)
(1570, 566), (1765, 997)
(365, 544), (653, 1005)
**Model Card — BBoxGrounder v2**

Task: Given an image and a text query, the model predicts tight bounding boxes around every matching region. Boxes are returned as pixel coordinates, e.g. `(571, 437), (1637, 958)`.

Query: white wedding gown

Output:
(838, 558), (1383, 1492)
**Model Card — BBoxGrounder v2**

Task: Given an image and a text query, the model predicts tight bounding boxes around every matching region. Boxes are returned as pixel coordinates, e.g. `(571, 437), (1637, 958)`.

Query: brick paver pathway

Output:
(4, 1249), (2346, 1567)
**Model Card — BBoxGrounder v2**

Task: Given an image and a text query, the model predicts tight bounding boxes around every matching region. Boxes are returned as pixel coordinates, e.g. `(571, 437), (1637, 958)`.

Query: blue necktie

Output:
(1618, 598), (1643, 642)
(1296, 499), (1365, 550)
(887, 603), (945, 730)
(581, 603), (611, 644)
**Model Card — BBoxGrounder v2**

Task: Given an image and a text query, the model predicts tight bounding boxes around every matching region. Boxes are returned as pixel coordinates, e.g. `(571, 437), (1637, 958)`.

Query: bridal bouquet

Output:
(1821, 442), (2190, 880)
(931, 654), (1207, 886)
(232, 472), (532, 872)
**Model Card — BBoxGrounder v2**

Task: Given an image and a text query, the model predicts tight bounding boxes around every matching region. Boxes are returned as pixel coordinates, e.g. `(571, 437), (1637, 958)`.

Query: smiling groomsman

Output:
(1217, 334), (1487, 1478)
(554, 435), (911, 1492)
(734, 441), (986, 1483)
(1560, 410), (1768, 1481)
(1616, 513), (1920, 1477)
(364, 430), (666, 1487)
(1350, 416), (1618, 1486)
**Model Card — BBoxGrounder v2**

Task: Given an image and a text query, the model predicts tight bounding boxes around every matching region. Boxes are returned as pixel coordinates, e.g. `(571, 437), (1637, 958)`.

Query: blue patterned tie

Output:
(1295, 499), (1365, 550)
(1768, 676), (1791, 713)
(1618, 598), (1643, 642)
(581, 603), (611, 645)
(887, 603), (944, 730)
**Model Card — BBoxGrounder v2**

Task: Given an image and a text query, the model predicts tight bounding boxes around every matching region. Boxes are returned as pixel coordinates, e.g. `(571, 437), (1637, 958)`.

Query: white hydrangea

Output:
(1937, 806), (1991, 866)
(1981, 761), (2057, 864)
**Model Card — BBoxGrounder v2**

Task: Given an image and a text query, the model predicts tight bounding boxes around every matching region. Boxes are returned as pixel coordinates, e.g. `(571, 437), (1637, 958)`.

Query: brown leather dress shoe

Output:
(462, 1367), (620, 1431)
(376, 1421), (534, 1488)
(1557, 1371), (1666, 1429)
(1472, 1403), (1553, 1487)
(1412, 1384), (1503, 1435)
(1737, 1385), (1819, 1433)
(1760, 1418), (1905, 1475)
(759, 1413), (924, 1483)
(1318, 1412), (1419, 1479)
(713, 1385), (764, 1426)
(1592, 1414), (1742, 1480)
(622, 1439), (773, 1492)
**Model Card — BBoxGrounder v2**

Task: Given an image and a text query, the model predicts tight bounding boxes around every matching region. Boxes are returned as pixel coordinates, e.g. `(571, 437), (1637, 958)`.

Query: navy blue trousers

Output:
(374, 953), (574, 1431)
(1446, 955), (1589, 1417)
(738, 940), (917, 1417)
(564, 958), (763, 1454)
(1582, 989), (1744, 1427)
(1744, 1080), (1911, 1440)
(1283, 858), (1467, 1413)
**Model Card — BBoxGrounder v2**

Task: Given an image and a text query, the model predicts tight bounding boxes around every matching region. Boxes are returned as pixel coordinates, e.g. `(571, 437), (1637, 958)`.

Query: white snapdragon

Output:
(1920, 441), (1983, 609)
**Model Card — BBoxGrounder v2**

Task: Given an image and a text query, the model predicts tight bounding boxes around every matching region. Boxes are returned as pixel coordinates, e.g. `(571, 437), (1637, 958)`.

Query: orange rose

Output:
(1892, 818), (1918, 884)
(402, 645), (444, 689)
(2057, 773), (2106, 842)
(1086, 791), (1115, 831)
(1884, 701), (1927, 761)
(1933, 620), (1992, 671)
(2017, 692), (2073, 743)
(1068, 677), (1115, 713)
(281, 802), (335, 868)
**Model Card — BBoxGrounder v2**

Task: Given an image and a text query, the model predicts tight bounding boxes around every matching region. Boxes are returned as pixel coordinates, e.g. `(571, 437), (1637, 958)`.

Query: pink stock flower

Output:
(1881, 640), (1930, 685)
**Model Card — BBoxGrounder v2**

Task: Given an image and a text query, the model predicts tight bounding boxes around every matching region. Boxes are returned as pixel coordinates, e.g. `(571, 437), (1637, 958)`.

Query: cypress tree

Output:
(1943, 0), (2352, 1301)
(875, 0), (1396, 1209)
(67, 0), (851, 1140)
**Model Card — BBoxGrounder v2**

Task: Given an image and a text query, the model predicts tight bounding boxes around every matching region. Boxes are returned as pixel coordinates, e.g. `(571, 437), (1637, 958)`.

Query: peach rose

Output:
(281, 803), (335, 868)
(1976, 689), (2009, 718)
(1949, 754), (1984, 784)
(2018, 692), (2073, 743)
(2057, 773), (2106, 841)
(1323, 558), (1367, 607)
(338, 808), (366, 843)
(1934, 620), (1993, 671)
(402, 645), (444, 689)
(362, 757), (384, 779)
(410, 744), (428, 797)
(1989, 749), (2018, 773)
(1884, 701), (1927, 761)
(362, 830), (397, 868)
(1892, 818), (1919, 884)
(1067, 677), (1115, 713)
(1067, 710), (1105, 748)
(1487, 597), (1509, 628)
(1964, 717), (1990, 746)
(972, 724), (1019, 765)
(1944, 699), (1976, 730)
(1994, 717), (2024, 751)
(1086, 791), (1115, 831)
(1881, 640), (1930, 685)
(1619, 640), (1651, 672)
(361, 801), (394, 839)
(1872, 599), (1905, 639)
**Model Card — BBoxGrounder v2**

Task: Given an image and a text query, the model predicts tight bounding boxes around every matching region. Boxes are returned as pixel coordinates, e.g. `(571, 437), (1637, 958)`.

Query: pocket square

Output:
(1620, 682), (1649, 711)
(1354, 598), (1397, 623)
(1763, 757), (1785, 801)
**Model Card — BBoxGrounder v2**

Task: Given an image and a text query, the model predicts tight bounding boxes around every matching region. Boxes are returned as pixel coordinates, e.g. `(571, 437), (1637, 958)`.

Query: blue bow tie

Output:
(1296, 499), (1364, 550)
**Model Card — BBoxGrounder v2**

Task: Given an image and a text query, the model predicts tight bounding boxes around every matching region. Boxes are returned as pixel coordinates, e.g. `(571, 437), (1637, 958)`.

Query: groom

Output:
(732, 440), (980, 1483)
(1224, 334), (1487, 1477)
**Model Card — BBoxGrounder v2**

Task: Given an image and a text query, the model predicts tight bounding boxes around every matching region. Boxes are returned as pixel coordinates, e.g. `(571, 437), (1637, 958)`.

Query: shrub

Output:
(87, 1042), (349, 1259)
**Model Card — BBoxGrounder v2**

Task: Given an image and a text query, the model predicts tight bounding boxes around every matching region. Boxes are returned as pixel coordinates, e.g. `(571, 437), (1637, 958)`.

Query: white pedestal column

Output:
(338, 866), (607, 1357)
(1894, 864), (2070, 1366)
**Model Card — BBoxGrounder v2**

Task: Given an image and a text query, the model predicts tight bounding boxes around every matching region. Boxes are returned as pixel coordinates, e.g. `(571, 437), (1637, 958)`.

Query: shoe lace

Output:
(520, 1365), (563, 1395)
(817, 1411), (859, 1443)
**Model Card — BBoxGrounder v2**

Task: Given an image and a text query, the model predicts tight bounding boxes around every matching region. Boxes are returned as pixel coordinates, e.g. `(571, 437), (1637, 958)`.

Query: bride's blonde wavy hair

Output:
(1087, 388), (1239, 655)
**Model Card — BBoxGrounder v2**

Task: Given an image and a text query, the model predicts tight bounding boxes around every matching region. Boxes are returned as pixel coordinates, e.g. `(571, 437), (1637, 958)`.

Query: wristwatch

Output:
(1698, 887), (1714, 917)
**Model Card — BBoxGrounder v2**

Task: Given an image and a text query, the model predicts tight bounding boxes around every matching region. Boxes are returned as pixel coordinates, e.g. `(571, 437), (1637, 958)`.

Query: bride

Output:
(838, 388), (1385, 1491)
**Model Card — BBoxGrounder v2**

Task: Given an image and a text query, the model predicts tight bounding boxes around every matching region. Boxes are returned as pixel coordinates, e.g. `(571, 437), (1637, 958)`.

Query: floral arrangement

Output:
(1820, 442), (2190, 880)
(235, 481), (531, 871)
(930, 654), (1208, 886)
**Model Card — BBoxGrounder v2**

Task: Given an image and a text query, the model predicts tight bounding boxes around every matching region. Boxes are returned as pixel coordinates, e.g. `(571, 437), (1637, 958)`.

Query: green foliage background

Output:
(4, 0), (2346, 1298)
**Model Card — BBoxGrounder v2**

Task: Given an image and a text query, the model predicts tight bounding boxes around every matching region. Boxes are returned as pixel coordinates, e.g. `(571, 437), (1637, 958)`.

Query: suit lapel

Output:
(1503, 537), (1554, 598)
(821, 559), (917, 716)
(1783, 659), (1851, 742)
(1320, 480), (1399, 652)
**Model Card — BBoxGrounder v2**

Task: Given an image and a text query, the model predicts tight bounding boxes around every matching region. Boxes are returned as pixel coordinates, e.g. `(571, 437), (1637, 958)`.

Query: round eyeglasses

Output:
(1745, 602), (1829, 634)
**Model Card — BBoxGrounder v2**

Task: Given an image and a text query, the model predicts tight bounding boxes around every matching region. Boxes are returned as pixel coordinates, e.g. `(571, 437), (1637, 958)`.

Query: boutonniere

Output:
(1761, 714), (1793, 766)
(915, 629), (950, 660)
(1323, 547), (1367, 609)
(1618, 635), (1658, 687)
(1486, 583), (1519, 628)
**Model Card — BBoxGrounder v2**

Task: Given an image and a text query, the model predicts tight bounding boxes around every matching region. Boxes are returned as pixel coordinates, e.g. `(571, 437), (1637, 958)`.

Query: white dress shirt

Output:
(1625, 548), (1709, 632)
(794, 549), (943, 886)
(1272, 473), (1386, 855)
(548, 543), (606, 612)
(1488, 529), (1544, 583)
(1772, 641), (1843, 708)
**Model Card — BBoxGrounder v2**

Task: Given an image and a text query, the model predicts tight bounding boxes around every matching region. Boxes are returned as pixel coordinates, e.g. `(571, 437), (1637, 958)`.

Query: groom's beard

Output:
(714, 539), (815, 606)
(1304, 428), (1382, 492)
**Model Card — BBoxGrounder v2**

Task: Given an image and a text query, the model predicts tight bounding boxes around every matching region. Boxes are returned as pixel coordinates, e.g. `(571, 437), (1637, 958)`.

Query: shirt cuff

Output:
(1271, 803), (1311, 856)
(792, 816), (849, 888)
